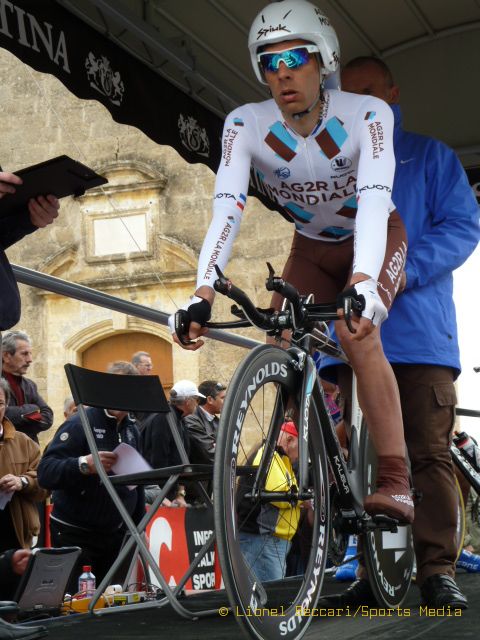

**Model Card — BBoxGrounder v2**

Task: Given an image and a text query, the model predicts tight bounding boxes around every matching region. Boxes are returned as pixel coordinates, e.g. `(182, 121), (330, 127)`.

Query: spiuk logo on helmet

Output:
(257, 24), (291, 40)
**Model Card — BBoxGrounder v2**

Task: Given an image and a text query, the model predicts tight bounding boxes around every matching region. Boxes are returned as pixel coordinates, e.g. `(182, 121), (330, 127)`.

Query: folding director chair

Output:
(64, 363), (217, 618)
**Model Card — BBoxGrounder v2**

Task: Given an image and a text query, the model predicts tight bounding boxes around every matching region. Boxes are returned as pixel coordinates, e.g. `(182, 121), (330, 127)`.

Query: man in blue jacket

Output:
(37, 361), (145, 594)
(323, 57), (479, 609)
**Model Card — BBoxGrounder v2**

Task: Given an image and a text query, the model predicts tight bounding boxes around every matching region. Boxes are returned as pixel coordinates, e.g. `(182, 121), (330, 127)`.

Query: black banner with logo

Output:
(0, 0), (223, 171)
(466, 166), (480, 204)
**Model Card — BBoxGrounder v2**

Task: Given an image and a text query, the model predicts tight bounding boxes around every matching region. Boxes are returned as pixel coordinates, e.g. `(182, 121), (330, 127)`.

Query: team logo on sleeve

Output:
(265, 121), (298, 162)
(222, 127), (239, 166)
(367, 121), (385, 159)
(316, 117), (348, 159)
(364, 111), (376, 120)
(233, 117), (244, 127)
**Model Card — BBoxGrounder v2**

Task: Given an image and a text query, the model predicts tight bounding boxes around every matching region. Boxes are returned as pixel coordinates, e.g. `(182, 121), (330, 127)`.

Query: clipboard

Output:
(0, 155), (108, 217)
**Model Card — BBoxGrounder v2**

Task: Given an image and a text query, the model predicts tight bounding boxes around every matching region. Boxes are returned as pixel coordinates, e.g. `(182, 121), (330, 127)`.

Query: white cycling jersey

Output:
(197, 89), (396, 291)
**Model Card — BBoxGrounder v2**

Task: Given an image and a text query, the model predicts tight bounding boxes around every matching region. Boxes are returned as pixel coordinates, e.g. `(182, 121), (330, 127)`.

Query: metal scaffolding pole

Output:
(12, 265), (260, 350)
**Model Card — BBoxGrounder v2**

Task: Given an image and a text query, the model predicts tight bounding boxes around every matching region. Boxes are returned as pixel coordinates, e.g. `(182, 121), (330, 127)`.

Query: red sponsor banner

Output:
(146, 505), (222, 591)
(45, 502), (222, 590)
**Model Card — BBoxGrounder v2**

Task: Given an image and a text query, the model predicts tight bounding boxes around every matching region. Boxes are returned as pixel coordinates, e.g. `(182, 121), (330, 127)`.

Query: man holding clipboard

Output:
(0, 171), (54, 637)
(0, 169), (60, 347)
(0, 155), (106, 353)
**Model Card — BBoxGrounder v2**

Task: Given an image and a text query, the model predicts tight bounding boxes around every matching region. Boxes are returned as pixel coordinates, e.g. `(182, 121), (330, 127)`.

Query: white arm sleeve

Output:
(353, 98), (395, 281)
(196, 107), (253, 290)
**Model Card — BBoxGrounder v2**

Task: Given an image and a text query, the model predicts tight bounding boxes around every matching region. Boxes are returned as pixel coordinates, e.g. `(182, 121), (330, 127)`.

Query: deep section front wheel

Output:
(214, 345), (329, 640)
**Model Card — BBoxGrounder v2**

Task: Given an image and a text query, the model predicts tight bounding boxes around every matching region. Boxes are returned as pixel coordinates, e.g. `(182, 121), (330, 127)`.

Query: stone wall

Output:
(0, 48), (294, 447)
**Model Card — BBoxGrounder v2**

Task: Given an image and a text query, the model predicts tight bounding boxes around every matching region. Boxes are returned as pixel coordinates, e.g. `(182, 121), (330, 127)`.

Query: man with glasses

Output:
(171, 0), (413, 525)
(131, 351), (153, 375)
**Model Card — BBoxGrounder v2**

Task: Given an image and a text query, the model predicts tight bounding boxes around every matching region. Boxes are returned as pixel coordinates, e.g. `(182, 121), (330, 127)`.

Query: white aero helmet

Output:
(248, 0), (340, 85)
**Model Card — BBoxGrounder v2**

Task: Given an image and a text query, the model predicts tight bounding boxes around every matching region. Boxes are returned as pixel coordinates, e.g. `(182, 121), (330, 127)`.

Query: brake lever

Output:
(343, 295), (365, 334)
(343, 297), (355, 334)
(174, 309), (195, 345)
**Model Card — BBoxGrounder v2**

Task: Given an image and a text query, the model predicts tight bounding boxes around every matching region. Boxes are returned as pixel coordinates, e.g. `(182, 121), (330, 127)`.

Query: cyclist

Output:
(171, 0), (413, 524)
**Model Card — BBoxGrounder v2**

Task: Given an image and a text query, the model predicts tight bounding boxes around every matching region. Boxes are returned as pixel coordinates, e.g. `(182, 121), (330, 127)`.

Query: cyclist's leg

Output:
(393, 364), (458, 584)
(335, 210), (413, 522)
(271, 218), (413, 522)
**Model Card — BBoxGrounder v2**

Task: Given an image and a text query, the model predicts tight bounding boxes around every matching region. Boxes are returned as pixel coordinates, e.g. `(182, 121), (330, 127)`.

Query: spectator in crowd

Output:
(37, 361), (145, 594)
(0, 548), (47, 639)
(184, 380), (226, 464)
(0, 378), (47, 555)
(0, 547), (30, 601)
(131, 352), (154, 424)
(63, 396), (77, 420)
(141, 380), (203, 507)
(238, 421), (303, 582)
(131, 351), (153, 375)
(0, 168), (60, 341)
(321, 56), (478, 610)
(1, 332), (53, 444)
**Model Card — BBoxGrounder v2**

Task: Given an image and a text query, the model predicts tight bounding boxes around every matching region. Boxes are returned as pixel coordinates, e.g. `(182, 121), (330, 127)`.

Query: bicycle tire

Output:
(214, 344), (329, 640)
(454, 475), (466, 561)
(360, 422), (415, 608)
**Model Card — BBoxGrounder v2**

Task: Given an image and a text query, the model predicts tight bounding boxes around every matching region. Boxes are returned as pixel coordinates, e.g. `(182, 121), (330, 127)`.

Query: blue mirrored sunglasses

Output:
(258, 45), (319, 73)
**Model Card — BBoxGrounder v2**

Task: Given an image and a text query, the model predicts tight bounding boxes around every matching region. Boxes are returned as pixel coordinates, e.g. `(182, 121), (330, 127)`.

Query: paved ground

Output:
(27, 572), (479, 640)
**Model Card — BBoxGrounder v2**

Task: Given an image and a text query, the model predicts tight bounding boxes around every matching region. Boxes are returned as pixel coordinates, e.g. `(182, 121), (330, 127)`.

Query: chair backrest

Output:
(15, 547), (81, 613)
(64, 363), (170, 413)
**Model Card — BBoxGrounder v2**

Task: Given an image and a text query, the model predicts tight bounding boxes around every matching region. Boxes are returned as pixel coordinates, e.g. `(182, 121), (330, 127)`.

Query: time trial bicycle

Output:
(181, 265), (415, 640)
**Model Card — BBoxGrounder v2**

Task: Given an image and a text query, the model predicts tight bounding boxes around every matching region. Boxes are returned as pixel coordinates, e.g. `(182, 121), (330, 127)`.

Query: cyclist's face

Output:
(262, 39), (321, 117)
(341, 62), (399, 104)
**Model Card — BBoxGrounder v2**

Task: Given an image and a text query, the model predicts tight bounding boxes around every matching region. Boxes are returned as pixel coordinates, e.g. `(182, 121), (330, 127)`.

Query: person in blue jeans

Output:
(238, 422), (302, 582)
(321, 56), (479, 610)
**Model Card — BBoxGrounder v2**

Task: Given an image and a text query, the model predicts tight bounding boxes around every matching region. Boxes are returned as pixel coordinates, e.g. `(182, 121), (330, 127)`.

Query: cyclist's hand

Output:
(172, 321), (208, 350)
(351, 278), (387, 340)
(337, 278), (387, 341)
(169, 296), (211, 350)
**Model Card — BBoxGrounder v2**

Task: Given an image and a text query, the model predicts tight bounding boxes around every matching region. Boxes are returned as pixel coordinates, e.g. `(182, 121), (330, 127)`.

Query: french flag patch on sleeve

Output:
(236, 193), (247, 211)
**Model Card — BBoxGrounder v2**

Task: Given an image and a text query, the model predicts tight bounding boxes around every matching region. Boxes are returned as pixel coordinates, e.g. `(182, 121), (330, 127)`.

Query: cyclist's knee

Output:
(335, 320), (380, 356)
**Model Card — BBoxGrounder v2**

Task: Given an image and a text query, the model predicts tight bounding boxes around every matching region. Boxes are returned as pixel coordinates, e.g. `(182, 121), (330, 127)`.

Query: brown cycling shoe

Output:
(364, 455), (414, 524)
(364, 491), (414, 524)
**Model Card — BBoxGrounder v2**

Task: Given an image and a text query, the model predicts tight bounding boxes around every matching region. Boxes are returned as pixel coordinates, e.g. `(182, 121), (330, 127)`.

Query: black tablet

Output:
(0, 155), (108, 217)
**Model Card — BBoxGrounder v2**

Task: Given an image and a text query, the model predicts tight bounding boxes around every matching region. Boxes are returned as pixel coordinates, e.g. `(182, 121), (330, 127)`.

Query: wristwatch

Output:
(19, 476), (29, 490)
(78, 456), (90, 475)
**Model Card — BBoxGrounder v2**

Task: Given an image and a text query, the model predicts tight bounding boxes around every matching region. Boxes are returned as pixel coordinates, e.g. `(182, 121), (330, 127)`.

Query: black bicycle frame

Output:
(451, 444), (480, 494)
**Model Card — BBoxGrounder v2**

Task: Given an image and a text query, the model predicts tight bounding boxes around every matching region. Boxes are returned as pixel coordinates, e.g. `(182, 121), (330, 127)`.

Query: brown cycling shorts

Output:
(270, 210), (407, 310)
